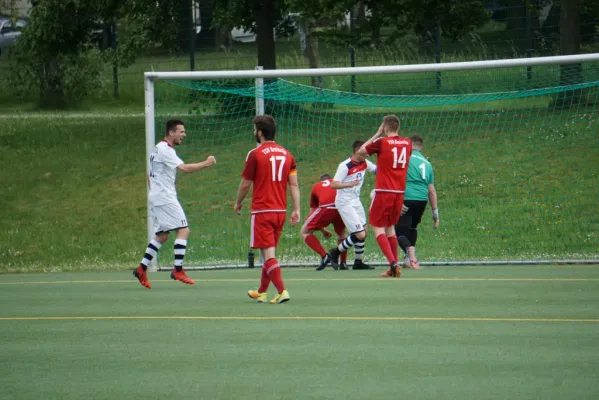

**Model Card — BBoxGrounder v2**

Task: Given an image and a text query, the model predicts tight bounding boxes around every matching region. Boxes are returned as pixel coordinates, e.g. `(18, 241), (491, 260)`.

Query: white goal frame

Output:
(144, 53), (599, 270)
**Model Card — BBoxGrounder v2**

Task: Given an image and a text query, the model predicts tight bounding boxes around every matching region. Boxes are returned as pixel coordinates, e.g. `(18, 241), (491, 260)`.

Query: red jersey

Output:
(241, 142), (297, 213)
(365, 136), (412, 192)
(309, 179), (336, 209)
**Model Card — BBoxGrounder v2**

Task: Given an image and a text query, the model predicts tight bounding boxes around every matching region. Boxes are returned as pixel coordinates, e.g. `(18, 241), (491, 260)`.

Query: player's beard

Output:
(254, 133), (260, 144)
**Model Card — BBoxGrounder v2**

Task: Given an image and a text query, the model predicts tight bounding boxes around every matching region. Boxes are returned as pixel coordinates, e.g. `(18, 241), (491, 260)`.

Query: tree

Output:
(559, 0), (582, 85)
(213, 0), (285, 70)
(543, 0), (599, 47)
(254, 0), (278, 70)
(10, 0), (179, 108)
(553, 0), (595, 107)
(0, 0), (17, 17)
(10, 0), (105, 107)
(404, 0), (489, 42)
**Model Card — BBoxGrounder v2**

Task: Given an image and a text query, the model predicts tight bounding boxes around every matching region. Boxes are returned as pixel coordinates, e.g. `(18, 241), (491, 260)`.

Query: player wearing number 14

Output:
(357, 115), (418, 277)
(235, 115), (300, 304)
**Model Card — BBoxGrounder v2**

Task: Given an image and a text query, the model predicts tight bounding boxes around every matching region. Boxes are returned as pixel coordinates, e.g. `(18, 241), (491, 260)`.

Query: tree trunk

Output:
(557, 0), (582, 106)
(253, 0), (276, 71)
(214, 25), (232, 51)
(559, 0), (581, 58)
(40, 59), (66, 108)
(297, 18), (322, 88)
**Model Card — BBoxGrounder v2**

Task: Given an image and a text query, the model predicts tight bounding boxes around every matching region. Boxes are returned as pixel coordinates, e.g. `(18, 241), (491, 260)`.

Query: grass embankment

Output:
(0, 102), (597, 272)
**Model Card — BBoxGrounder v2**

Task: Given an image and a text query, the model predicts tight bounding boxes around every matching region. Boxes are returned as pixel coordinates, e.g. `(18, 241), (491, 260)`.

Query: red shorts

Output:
(302, 207), (345, 235)
(369, 191), (404, 228)
(250, 212), (286, 249)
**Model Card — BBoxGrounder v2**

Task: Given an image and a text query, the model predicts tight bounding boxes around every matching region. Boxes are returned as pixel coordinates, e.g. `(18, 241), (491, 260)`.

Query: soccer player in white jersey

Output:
(133, 119), (216, 289)
(328, 140), (377, 270)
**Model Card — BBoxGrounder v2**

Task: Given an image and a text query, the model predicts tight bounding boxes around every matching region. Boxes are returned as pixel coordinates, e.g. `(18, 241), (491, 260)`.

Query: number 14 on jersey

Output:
(391, 146), (407, 169)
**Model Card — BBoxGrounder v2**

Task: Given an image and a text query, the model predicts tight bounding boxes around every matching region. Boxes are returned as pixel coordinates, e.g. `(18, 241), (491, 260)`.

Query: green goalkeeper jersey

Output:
(404, 150), (434, 201)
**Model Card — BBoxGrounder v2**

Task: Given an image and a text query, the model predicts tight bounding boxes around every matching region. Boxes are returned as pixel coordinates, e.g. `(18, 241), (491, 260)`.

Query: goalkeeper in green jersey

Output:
(394, 135), (439, 268)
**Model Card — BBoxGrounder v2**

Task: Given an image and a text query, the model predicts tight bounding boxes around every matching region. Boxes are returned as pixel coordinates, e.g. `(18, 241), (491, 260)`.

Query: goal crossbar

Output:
(144, 53), (599, 270)
(145, 53), (599, 81)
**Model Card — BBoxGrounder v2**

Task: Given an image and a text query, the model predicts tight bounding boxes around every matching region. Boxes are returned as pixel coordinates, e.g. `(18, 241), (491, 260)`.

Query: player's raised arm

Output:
(177, 156), (216, 173)
(357, 123), (384, 158)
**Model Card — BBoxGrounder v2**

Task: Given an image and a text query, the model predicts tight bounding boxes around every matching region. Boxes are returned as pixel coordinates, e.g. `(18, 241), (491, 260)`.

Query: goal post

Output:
(144, 53), (599, 270)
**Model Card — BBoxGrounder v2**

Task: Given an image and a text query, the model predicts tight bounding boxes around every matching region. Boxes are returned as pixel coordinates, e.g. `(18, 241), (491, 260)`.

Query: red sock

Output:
(388, 236), (398, 261)
(258, 266), (271, 293)
(305, 234), (327, 258)
(265, 258), (285, 293)
(376, 233), (396, 264)
(338, 239), (347, 262)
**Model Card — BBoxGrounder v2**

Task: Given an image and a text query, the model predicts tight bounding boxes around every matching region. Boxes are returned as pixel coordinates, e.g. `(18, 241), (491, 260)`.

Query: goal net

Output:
(145, 54), (599, 269)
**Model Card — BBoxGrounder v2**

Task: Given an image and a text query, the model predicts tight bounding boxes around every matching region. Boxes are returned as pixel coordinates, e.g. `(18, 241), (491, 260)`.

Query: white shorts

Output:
(150, 202), (188, 234)
(337, 202), (366, 234)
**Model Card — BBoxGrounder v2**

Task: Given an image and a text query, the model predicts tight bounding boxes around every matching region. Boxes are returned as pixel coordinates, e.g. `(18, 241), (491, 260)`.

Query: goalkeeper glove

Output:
(432, 208), (439, 229)
(401, 204), (409, 216)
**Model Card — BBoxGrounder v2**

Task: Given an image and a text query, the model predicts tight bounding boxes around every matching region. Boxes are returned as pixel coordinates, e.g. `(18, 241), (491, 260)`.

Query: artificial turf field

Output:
(1, 265), (598, 400)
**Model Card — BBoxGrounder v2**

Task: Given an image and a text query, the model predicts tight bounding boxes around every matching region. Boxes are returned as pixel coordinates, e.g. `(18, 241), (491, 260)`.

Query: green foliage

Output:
(101, 0), (180, 68)
(6, 0), (180, 108)
(405, 0), (490, 41)
(0, 0), (17, 18)
(9, 0), (106, 107)
(290, 0), (489, 49)
(213, 0), (288, 33)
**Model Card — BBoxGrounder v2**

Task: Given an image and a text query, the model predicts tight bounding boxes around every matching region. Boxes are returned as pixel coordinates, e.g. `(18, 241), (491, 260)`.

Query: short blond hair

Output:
(383, 115), (400, 132)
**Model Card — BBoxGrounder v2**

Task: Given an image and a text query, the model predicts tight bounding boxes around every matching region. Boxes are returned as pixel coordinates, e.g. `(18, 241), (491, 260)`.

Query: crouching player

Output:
(301, 174), (349, 270)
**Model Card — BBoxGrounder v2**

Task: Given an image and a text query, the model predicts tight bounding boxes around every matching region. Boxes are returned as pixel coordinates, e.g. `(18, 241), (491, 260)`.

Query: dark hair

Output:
(319, 174), (331, 181)
(383, 115), (400, 132)
(252, 115), (276, 140)
(410, 134), (424, 146)
(165, 119), (185, 137)
(352, 140), (365, 153)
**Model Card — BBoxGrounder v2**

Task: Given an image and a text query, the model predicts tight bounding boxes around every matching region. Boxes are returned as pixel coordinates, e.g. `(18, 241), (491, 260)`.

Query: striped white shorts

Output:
(150, 202), (188, 234)
(337, 202), (366, 234)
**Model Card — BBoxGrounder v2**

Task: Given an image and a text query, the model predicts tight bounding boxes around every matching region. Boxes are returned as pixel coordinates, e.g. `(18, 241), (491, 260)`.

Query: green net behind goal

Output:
(151, 60), (599, 268)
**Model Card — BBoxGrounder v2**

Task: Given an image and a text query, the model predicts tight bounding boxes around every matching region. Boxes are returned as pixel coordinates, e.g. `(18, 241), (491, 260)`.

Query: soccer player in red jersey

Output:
(234, 115), (300, 304)
(300, 174), (348, 270)
(357, 115), (419, 277)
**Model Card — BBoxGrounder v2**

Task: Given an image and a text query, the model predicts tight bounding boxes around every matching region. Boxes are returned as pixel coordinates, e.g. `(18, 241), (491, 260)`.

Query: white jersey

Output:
(333, 157), (376, 207)
(148, 141), (184, 206)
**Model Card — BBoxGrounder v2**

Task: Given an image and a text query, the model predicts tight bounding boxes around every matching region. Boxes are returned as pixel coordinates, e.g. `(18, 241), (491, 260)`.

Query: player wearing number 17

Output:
(357, 115), (418, 278)
(234, 115), (300, 304)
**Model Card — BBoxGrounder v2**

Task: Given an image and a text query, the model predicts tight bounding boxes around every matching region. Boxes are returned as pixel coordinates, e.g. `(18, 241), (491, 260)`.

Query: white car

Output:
(0, 18), (26, 56)
(231, 27), (256, 43)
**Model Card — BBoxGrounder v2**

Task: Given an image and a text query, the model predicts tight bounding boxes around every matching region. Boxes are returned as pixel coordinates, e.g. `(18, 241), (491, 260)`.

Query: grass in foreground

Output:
(1, 265), (598, 400)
